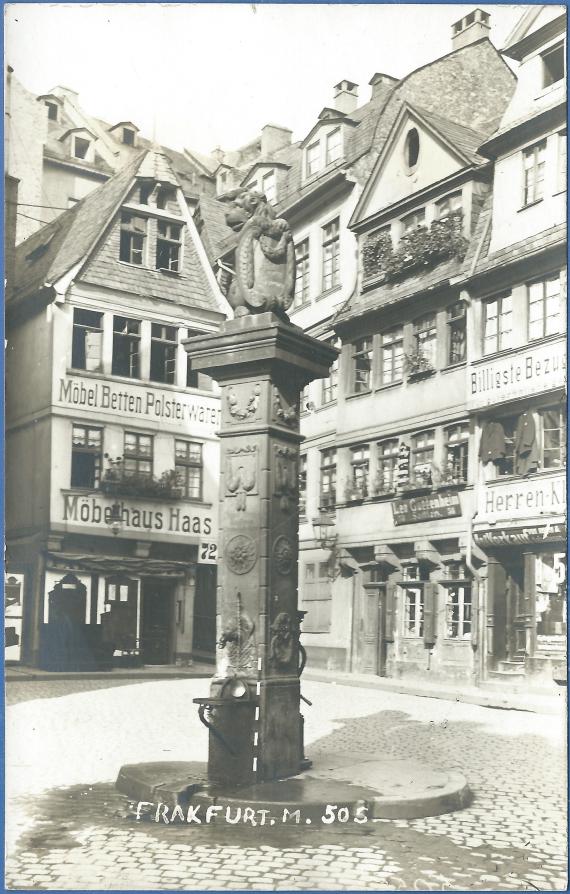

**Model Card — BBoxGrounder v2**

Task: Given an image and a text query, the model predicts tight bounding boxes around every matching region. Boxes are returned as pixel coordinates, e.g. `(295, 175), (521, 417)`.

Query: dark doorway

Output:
(354, 584), (386, 676)
(192, 565), (216, 661)
(141, 579), (175, 664)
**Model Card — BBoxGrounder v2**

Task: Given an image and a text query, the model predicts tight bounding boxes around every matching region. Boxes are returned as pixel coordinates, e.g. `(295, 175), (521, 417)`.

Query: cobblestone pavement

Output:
(5, 678), (568, 890)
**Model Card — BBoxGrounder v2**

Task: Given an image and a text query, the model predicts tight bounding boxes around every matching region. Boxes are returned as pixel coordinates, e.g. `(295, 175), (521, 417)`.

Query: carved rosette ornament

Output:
(226, 534), (258, 575)
(219, 188), (296, 319)
(273, 535), (295, 575)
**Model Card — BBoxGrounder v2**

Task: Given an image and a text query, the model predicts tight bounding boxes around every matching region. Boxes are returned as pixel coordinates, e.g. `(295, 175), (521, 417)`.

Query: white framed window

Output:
(301, 562), (332, 633)
(123, 432), (153, 478)
(557, 130), (567, 192)
(112, 316), (141, 378)
(350, 336), (373, 393)
(321, 337), (340, 404)
(349, 444), (370, 497)
(541, 42), (565, 89)
(71, 425), (102, 489)
(261, 169), (276, 203)
(319, 448), (336, 509)
(150, 324), (177, 384)
(411, 430), (434, 486)
(325, 127), (342, 166)
(401, 208), (425, 233)
(447, 302), (466, 365)
(445, 584), (472, 639)
(322, 218), (340, 291)
(376, 439), (399, 494)
(444, 423), (469, 484)
(436, 191), (462, 219)
(403, 585), (424, 636)
(175, 440), (203, 500)
(306, 141), (321, 177)
(413, 314), (437, 368)
(156, 221), (182, 272)
(540, 407), (566, 470)
(483, 292), (512, 355)
(522, 141), (546, 206)
(294, 238), (310, 306)
(73, 135), (91, 160)
(528, 275), (562, 341)
(120, 213), (147, 265)
(380, 327), (404, 385)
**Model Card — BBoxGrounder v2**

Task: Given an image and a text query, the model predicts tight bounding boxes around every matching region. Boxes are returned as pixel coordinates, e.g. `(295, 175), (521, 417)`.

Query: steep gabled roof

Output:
(9, 152), (144, 305)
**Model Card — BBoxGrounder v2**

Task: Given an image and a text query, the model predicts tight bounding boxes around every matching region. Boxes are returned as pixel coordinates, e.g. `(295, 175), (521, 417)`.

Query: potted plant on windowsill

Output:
(433, 463), (466, 490)
(400, 467), (433, 494)
(371, 475), (394, 499)
(404, 349), (435, 382)
(100, 456), (183, 500)
(344, 481), (368, 504)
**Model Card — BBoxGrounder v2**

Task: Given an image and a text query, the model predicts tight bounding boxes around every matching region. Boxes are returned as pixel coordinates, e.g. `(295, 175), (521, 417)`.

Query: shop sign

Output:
(480, 472), (565, 520)
(392, 491), (461, 526)
(475, 522), (566, 546)
(198, 542), (218, 564)
(55, 373), (221, 434)
(467, 338), (566, 409)
(60, 492), (214, 538)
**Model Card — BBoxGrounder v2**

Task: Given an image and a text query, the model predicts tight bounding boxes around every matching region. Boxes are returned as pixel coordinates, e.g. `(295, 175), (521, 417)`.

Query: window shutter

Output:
(423, 583), (437, 646)
(470, 581), (479, 648)
(384, 583), (396, 642)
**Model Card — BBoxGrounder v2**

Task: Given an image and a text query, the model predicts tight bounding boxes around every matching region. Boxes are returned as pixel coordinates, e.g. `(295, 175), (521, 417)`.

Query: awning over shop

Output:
(46, 552), (193, 577)
(473, 518), (566, 547)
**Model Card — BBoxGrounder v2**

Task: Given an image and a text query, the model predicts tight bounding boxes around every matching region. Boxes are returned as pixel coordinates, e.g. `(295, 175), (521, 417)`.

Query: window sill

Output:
(316, 284), (342, 302)
(157, 268), (181, 277)
(477, 332), (566, 363)
(406, 369), (436, 383)
(441, 361), (466, 374)
(442, 637), (472, 644)
(433, 481), (468, 492)
(517, 198), (543, 213)
(290, 300), (312, 313)
(399, 484), (432, 496)
(345, 389), (372, 401)
(375, 380), (403, 393)
(316, 400), (337, 412)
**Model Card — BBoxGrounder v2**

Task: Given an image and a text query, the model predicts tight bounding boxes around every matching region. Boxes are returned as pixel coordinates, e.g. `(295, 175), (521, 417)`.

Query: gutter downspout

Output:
(464, 511), (486, 686)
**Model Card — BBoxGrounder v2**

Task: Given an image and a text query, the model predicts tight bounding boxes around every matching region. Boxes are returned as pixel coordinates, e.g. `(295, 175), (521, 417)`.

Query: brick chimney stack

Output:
(261, 124), (292, 157)
(333, 80), (359, 115)
(451, 8), (491, 51)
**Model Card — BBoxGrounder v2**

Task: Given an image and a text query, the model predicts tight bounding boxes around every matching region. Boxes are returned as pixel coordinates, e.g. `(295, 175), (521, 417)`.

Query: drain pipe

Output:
(463, 512), (487, 686)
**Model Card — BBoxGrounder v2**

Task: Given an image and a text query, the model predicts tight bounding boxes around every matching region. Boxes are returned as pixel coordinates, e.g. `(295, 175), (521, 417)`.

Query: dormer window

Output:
(404, 128), (420, 171)
(156, 221), (182, 273)
(542, 42), (565, 89)
(325, 128), (342, 166)
(73, 136), (91, 160)
(45, 101), (58, 122)
(122, 127), (136, 146)
(261, 169), (276, 204)
(306, 141), (321, 177)
(119, 213), (147, 265)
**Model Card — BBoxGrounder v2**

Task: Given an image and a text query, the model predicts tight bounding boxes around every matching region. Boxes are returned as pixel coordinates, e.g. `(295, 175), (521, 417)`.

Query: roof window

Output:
(404, 128), (420, 170)
(45, 101), (58, 121)
(542, 42), (565, 89)
(122, 127), (136, 146)
(73, 136), (91, 160)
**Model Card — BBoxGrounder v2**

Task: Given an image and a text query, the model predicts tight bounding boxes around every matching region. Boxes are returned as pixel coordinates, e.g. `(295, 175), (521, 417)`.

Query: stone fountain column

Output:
(187, 313), (337, 784)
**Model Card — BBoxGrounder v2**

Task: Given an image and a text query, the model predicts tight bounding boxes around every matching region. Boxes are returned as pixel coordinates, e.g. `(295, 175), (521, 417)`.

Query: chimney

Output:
(211, 146), (225, 165)
(368, 72), (399, 100)
(333, 80), (359, 115)
(4, 174), (19, 291)
(451, 8), (490, 51)
(261, 124), (292, 157)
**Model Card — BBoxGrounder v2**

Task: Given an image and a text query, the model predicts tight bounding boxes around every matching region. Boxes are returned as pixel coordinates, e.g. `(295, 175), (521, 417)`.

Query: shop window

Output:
(123, 432), (153, 478)
(301, 562), (332, 633)
(444, 423), (469, 484)
(306, 141), (320, 177)
(522, 141), (546, 206)
(411, 430), (434, 486)
(150, 323), (177, 384)
(175, 440), (202, 500)
(445, 583), (472, 639)
(413, 315), (437, 369)
(294, 239), (310, 306)
(380, 327), (404, 385)
(447, 302), (466, 365)
(536, 553), (567, 636)
(71, 425), (102, 488)
(119, 213), (146, 265)
(156, 221), (182, 272)
(72, 308), (103, 371)
(376, 438), (399, 494)
(112, 316), (141, 378)
(348, 445), (369, 498)
(350, 336), (373, 393)
(401, 207), (425, 233)
(404, 128), (420, 170)
(322, 218), (340, 291)
(528, 275), (562, 341)
(325, 127), (342, 166)
(321, 337), (340, 404)
(319, 448), (336, 509)
(436, 191), (462, 220)
(483, 292), (512, 355)
(261, 169), (276, 204)
(299, 454), (307, 517)
(542, 42), (565, 89)
(540, 407), (566, 470)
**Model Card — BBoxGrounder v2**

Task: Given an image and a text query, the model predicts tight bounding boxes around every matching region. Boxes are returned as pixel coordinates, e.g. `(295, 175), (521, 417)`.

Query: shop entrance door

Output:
(356, 584), (386, 676)
(141, 579), (174, 664)
(506, 562), (527, 662)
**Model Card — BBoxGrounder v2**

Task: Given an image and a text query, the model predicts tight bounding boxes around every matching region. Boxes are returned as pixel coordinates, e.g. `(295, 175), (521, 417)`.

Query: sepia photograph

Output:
(4, 2), (568, 890)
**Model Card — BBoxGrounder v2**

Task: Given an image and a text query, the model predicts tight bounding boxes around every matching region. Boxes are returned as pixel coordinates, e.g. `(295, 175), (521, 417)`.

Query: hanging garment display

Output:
(514, 411), (539, 476)
(479, 421), (507, 463)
